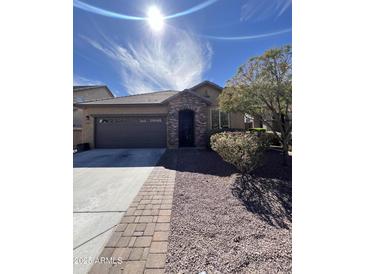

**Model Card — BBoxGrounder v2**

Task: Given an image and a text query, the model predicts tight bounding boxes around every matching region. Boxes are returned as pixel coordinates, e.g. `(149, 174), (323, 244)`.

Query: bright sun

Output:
(147, 6), (164, 32)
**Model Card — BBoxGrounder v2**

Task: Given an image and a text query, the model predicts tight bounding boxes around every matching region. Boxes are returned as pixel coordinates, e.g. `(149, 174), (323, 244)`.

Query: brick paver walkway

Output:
(89, 166), (176, 274)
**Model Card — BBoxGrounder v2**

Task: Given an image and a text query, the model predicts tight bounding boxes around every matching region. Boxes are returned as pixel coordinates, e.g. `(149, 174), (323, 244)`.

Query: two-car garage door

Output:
(95, 116), (166, 148)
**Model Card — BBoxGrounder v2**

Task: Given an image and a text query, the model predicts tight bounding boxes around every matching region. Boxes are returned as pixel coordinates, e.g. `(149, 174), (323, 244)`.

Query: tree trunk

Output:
(282, 139), (289, 166)
(280, 116), (291, 166)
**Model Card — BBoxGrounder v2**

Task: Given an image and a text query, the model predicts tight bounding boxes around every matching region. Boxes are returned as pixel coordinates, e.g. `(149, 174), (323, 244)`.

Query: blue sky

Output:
(73, 0), (292, 96)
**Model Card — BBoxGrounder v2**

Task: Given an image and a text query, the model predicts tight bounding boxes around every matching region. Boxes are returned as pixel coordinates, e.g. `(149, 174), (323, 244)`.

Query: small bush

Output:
(210, 132), (268, 173)
(248, 128), (267, 133)
(206, 128), (244, 149)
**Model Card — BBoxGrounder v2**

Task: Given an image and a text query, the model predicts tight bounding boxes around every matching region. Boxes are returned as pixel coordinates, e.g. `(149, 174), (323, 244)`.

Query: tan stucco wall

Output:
(73, 128), (82, 148)
(230, 112), (245, 129)
(81, 105), (168, 148)
(192, 86), (221, 106)
(73, 108), (83, 128)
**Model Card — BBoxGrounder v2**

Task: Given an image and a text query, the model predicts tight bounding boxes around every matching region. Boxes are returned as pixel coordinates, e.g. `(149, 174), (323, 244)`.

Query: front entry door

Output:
(179, 110), (194, 147)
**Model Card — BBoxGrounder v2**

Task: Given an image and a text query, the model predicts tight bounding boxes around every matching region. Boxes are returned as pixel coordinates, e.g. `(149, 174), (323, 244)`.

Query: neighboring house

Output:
(73, 85), (114, 127)
(74, 81), (258, 149)
(73, 85), (114, 147)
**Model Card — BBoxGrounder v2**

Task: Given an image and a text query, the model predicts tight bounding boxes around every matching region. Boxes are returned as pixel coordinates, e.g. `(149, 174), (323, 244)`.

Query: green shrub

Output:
(210, 132), (268, 173)
(206, 128), (244, 149)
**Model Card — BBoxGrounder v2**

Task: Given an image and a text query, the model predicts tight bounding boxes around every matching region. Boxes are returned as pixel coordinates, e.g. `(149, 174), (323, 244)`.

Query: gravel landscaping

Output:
(161, 149), (292, 273)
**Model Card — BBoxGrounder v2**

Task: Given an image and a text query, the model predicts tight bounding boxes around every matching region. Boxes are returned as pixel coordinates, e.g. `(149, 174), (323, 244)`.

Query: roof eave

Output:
(74, 102), (167, 108)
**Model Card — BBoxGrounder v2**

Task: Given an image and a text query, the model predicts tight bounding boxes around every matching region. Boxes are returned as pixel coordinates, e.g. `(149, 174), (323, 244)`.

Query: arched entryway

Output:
(178, 110), (195, 147)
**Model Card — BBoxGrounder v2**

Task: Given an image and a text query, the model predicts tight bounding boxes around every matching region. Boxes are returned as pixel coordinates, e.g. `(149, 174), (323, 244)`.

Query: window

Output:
(220, 112), (229, 128)
(211, 109), (220, 129)
(211, 109), (230, 129)
(98, 118), (125, 124)
(150, 118), (162, 123)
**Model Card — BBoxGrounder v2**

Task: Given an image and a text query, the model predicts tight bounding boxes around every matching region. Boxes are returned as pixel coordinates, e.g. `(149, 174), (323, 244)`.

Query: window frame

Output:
(210, 108), (230, 129)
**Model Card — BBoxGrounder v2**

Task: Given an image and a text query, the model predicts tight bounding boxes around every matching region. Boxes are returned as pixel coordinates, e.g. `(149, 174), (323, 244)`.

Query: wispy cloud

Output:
(80, 29), (212, 94)
(73, 75), (103, 86)
(240, 0), (291, 22)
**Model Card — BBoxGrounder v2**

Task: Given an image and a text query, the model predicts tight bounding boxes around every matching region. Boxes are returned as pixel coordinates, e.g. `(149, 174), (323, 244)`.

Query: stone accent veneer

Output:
(167, 91), (209, 148)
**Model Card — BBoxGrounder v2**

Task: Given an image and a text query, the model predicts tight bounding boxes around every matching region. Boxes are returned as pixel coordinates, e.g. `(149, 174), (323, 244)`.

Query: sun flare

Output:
(147, 6), (164, 32)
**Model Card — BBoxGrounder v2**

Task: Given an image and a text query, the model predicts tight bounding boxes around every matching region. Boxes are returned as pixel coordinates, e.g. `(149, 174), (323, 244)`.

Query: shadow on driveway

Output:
(73, 148), (166, 168)
(158, 149), (237, 177)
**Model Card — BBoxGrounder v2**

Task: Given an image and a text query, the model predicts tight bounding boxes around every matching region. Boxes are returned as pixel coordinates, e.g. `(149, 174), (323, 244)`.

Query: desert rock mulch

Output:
(161, 149), (292, 274)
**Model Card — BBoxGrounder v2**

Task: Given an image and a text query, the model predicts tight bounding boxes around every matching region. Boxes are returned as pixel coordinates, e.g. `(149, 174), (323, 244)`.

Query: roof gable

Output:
(189, 80), (223, 92)
(162, 89), (212, 105)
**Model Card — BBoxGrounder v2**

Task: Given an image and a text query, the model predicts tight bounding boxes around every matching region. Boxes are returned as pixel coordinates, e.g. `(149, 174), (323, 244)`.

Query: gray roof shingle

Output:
(77, 90), (179, 105)
(74, 80), (221, 106)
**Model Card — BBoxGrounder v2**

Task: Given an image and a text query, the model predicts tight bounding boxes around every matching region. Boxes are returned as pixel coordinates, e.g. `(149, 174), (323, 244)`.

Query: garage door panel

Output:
(95, 116), (166, 148)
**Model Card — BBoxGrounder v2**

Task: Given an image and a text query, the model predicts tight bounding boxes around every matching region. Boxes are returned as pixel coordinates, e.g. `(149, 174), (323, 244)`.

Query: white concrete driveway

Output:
(73, 149), (165, 274)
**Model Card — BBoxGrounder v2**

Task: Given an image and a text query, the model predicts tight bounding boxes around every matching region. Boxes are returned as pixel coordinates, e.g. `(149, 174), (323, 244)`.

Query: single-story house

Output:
(74, 81), (260, 149)
(73, 85), (114, 147)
